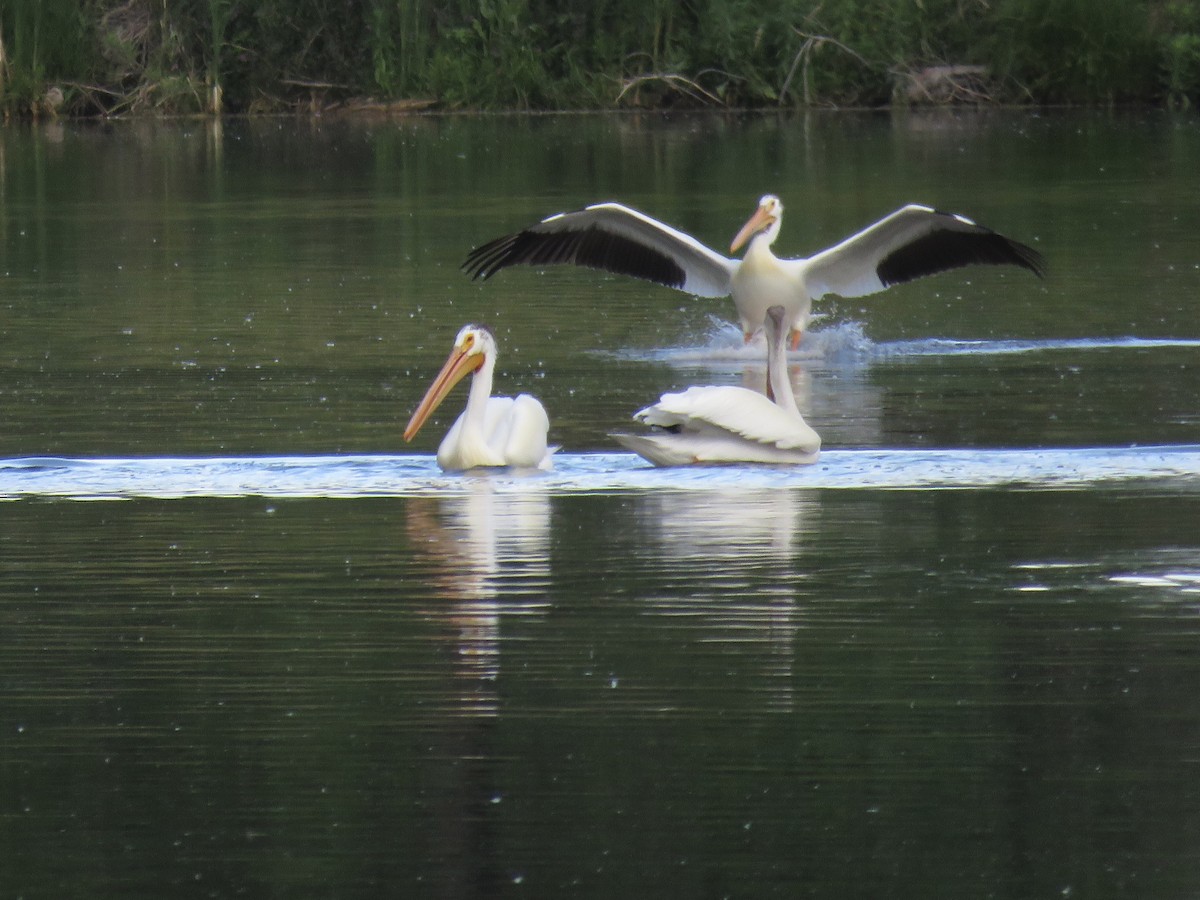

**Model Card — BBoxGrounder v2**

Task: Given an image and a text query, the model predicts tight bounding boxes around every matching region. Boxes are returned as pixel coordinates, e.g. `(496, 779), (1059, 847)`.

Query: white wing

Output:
(800, 204), (1046, 300)
(463, 202), (738, 298)
(494, 394), (553, 469)
(636, 386), (820, 453)
(438, 395), (553, 470)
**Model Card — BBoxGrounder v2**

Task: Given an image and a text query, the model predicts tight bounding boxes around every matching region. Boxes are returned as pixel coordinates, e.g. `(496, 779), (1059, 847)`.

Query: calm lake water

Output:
(2, 110), (1200, 897)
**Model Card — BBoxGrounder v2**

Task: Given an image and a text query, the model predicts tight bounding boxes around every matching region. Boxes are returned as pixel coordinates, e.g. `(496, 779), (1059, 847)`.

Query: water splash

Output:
(612, 318), (875, 366)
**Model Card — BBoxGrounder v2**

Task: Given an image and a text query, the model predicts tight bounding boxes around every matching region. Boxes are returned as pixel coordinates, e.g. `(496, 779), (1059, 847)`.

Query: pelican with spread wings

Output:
(464, 195), (1045, 348)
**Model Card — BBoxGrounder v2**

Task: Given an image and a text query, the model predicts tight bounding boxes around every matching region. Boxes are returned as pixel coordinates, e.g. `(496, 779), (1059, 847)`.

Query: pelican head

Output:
(730, 194), (784, 254)
(404, 324), (495, 442)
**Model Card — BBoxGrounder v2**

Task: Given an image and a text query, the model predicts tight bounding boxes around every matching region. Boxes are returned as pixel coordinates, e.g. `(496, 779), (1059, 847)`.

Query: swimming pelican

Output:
(463, 195), (1045, 348)
(404, 324), (553, 471)
(613, 305), (821, 466)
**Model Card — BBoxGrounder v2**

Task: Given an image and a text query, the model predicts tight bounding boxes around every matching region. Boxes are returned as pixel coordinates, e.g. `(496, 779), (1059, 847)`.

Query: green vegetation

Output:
(2, 0), (1198, 115)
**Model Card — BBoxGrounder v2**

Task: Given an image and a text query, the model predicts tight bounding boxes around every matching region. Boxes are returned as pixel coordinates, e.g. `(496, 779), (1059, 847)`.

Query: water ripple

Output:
(0, 445), (1197, 499)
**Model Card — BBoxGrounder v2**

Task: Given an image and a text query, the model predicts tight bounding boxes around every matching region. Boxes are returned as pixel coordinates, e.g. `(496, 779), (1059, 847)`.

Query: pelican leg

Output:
(789, 329), (802, 351)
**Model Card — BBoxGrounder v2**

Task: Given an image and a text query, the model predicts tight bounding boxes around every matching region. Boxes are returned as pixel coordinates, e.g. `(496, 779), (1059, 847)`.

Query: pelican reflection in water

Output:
(631, 486), (818, 713)
(405, 483), (552, 717)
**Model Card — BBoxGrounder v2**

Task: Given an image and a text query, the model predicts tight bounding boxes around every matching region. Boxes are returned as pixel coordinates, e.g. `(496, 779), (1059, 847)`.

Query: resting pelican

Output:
(404, 324), (553, 471)
(613, 305), (820, 466)
(463, 195), (1045, 347)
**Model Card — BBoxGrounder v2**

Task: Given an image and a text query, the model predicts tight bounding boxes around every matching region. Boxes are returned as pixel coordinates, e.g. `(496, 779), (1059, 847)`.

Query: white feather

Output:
(637, 386), (819, 451)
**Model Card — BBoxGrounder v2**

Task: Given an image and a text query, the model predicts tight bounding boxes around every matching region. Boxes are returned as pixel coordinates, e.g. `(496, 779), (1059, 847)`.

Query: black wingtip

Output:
(460, 223), (689, 290)
(878, 228), (1047, 288)
(462, 233), (523, 281)
(1012, 240), (1048, 280)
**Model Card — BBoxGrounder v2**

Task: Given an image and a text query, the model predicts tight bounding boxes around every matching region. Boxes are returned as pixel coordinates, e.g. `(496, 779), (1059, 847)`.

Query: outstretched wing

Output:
(800, 204), (1046, 300)
(463, 202), (738, 298)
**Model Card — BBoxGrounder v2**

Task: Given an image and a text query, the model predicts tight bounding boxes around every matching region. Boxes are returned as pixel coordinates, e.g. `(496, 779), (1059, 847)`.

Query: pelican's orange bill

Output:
(403, 346), (484, 441)
(730, 203), (777, 254)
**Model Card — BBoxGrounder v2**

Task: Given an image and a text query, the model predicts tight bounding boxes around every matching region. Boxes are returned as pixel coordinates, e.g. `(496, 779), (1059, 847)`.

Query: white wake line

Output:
(0, 446), (1198, 499)
(877, 335), (1200, 358)
(612, 331), (1200, 365)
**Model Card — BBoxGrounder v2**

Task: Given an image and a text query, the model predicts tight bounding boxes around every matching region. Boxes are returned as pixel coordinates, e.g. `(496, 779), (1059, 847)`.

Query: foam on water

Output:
(610, 318), (874, 366)
(1, 445), (1197, 500)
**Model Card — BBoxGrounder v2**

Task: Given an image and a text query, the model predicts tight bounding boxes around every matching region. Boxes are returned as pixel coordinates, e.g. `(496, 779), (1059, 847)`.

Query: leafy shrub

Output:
(1, 0), (1197, 114)
(1160, 1), (1200, 106)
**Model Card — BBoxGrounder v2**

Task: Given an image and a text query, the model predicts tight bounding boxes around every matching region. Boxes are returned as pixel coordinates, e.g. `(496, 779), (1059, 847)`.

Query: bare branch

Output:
(616, 73), (725, 107)
(782, 28), (874, 107)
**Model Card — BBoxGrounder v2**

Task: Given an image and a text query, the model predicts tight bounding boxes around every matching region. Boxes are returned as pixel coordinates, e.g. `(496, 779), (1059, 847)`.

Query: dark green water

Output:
(2, 111), (1200, 897)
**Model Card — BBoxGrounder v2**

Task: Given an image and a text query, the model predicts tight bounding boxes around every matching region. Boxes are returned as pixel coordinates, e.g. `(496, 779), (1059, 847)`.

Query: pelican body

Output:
(464, 195), (1045, 347)
(613, 305), (821, 466)
(404, 324), (553, 471)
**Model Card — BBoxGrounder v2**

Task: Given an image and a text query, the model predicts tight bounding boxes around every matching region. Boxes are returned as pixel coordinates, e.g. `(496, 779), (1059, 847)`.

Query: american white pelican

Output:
(463, 195), (1045, 347)
(613, 305), (821, 466)
(404, 324), (554, 471)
